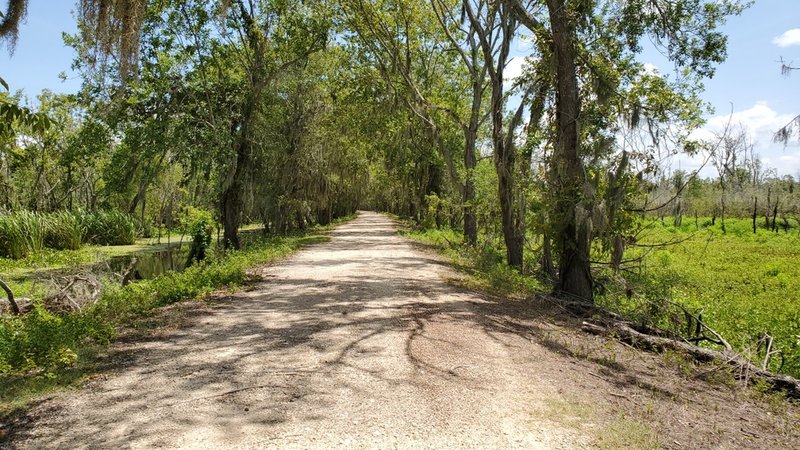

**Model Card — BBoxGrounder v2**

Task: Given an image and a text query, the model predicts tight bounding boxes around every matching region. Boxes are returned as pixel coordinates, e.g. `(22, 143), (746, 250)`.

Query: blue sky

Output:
(672, 1), (800, 178)
(2, 1), (800, 175)
(0, 1), (79, 95)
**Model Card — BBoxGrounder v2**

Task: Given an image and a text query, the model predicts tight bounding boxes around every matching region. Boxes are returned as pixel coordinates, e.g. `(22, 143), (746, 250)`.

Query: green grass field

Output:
(602, 218), (800, 378)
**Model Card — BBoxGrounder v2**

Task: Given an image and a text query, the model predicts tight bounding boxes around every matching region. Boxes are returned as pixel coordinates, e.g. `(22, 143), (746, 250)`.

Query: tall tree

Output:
(463, 0), (529, 268)
(504, 0), (746, 301)
(215, 0), (328, 248)
(429, 0), (491, 246)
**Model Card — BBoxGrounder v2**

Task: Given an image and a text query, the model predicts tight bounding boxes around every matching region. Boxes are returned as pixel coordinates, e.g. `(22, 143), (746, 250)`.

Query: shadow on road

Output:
(5, 212), (753, 449)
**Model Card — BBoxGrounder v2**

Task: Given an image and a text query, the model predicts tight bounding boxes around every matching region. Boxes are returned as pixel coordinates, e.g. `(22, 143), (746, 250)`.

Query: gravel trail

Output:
(9, 211), (588, 448)
(9, 211), (800, 450)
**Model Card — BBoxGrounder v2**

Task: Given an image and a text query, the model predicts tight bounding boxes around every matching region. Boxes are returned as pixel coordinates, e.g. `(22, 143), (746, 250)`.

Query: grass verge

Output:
(399, 224), (545, 299)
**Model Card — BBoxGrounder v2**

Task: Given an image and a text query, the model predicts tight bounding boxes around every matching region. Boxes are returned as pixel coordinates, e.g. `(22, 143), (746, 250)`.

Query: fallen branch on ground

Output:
(581, 319), (800, 398)
(44, 275), (102, 313)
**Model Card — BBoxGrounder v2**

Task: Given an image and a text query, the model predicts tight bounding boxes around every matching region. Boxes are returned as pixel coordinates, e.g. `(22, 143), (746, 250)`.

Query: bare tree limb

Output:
(0, 278), (20, 315)
(628, 107), (734, 213)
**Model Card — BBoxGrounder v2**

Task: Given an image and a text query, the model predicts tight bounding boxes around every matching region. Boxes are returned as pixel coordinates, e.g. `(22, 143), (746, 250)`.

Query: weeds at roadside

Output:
(401, 225), (545, 299)
(595, 416), (660, 450)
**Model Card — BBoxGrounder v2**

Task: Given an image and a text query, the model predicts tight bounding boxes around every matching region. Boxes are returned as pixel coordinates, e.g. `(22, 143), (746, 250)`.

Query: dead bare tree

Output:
(711, 124), (750, 233)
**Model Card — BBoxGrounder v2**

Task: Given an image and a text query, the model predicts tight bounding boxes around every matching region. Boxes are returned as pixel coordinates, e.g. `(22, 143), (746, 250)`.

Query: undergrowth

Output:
(401, 226), (545, 298)
(0, 210), (137, 259)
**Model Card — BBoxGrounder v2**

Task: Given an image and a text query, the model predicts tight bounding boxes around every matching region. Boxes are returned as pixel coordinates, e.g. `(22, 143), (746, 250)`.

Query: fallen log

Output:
(582, 320), (800, 398)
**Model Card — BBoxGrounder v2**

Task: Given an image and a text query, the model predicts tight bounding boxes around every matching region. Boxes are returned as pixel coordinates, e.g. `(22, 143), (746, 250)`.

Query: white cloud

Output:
(504, 57), (526, 82)
(642, 63), (660, 75)
(704, 102), (794, 140)
(773, 28), (800, 47)
(685, 102), (800, 176)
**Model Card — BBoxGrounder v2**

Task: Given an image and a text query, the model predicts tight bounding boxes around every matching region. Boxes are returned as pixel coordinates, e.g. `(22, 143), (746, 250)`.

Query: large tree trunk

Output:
(496, 152), (523, 268)
(222, 97), (259, 249)
(220, 2), (267, 249)
(221, 182), (243, 248)
(547, 0), (593, 301)
(463, 129), (478, 246)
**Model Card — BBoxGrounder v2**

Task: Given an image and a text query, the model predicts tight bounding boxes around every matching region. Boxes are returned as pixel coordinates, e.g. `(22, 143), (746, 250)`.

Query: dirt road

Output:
(8, 212), (799, 449)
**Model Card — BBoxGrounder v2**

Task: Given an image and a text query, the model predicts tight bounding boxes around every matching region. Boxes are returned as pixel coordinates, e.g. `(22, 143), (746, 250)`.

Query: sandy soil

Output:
(5, 212), (799, 449)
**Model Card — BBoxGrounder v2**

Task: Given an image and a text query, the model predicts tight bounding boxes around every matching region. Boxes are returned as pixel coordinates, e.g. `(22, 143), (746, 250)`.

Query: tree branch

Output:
(0, 278), (20, 315)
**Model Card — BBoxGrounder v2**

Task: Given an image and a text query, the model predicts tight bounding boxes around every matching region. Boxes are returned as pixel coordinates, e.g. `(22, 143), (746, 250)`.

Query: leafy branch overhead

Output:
(0, 76), (51, 139)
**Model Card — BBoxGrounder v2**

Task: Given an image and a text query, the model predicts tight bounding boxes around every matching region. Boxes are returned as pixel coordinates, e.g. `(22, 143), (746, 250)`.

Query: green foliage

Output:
(403, 226), (545, 298)
(44, 211), (83, 251)
(0, 81), (52, 141)
(179, 207), (215, 235)
(185, 209), (214, 265)
(422, 193), (441, 229)
(0, 211), (46, 259)
(0, 305), (112, 374)
(77, 210), (137, 246)
(405, 226), (462, 251)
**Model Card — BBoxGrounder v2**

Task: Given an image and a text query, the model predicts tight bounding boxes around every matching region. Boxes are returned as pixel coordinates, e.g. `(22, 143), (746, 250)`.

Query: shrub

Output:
(80, 210), (137, 245)
(0, 305), (114, 374)
(0, 210), (137, 259)
(0, 211), (47, 259)
(44, 211), (83, 250)
(0, 214), (26, 259)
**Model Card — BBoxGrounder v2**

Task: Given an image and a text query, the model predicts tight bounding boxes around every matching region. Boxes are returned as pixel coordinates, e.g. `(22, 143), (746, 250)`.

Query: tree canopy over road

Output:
(1, 0), (749, 301)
